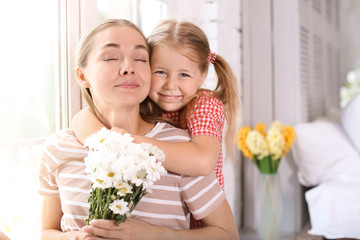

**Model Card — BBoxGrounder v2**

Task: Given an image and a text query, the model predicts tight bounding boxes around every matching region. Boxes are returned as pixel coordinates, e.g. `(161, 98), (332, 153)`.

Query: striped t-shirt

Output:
(38, 122), (225, 232)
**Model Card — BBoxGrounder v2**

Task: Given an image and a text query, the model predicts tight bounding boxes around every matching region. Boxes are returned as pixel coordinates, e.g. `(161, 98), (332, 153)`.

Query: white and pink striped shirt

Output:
(38, 122), (225, 231)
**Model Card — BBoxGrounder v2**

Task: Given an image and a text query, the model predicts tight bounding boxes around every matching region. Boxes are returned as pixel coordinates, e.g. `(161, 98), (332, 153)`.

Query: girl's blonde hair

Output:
(148, 19), (241, 159)
(75, 18), (162, 128)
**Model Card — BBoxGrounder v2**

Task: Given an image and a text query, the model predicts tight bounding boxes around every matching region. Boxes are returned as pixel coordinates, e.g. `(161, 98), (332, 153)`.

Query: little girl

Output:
(72, 19), (240, 228)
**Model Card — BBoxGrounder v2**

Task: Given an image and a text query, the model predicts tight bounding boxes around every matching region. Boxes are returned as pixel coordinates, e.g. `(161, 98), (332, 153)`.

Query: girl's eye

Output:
(179, 73), (190, 78)
(155, 70), (166, 75)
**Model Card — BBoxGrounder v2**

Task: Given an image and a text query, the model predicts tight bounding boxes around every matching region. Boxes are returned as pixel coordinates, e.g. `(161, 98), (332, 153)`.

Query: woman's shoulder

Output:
(43, 129), (88, 155)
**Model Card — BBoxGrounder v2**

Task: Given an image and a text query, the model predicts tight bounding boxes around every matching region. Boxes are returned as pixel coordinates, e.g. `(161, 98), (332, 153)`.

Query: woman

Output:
(38, 19), (239, 240)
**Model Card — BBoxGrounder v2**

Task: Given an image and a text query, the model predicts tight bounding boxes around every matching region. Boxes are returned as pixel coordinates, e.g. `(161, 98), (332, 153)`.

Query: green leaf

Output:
(257, 156), (276, 174)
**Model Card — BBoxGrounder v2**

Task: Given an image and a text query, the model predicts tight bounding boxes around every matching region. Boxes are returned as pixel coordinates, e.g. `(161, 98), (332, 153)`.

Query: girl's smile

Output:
(157, 92), (183, 102)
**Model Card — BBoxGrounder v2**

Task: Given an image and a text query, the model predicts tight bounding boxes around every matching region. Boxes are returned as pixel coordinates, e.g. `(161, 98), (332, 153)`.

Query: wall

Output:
(242, 0), (352, 234)
(340, 0), (360, 76)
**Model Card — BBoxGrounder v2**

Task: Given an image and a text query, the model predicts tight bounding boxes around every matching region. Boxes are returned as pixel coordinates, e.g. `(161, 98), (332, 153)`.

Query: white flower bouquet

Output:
(84, 128), (167, 225)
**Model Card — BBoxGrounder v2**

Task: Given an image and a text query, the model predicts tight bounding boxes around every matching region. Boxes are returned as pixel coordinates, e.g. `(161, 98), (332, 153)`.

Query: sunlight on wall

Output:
(0, 0), (57, 239)
(0, 147), (43, 239)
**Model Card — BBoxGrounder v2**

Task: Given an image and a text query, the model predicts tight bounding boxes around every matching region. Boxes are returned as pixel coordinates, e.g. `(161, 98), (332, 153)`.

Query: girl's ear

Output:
(76, 66), (90, 88)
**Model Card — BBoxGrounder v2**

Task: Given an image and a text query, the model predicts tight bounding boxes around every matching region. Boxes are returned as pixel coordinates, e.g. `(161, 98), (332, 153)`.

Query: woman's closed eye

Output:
(134, 58), (148, 62)
(104, 58), (118, 61)
(103, 55), (119, 61)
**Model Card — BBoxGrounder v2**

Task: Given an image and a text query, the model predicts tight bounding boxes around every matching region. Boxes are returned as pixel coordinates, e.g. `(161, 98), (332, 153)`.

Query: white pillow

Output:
(306, 178), (360, 239)
(292, 117), (359, 186)
(341, 94), (360, 152)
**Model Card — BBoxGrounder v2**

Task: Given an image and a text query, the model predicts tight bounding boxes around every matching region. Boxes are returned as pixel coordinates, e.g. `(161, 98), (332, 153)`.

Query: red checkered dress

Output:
(163, 91), (225, 229)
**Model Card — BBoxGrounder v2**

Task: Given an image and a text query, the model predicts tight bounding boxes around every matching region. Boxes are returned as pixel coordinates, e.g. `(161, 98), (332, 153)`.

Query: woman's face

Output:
(80, 26), (151, 109)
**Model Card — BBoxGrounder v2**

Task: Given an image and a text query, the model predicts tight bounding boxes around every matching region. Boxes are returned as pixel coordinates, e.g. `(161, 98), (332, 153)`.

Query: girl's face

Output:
(78, 26), (151, 110)
(149, 45), (206, 112)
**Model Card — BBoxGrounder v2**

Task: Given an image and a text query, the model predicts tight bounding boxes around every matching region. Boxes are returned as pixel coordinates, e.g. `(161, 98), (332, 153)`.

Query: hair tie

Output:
(208, 51), (216, 64)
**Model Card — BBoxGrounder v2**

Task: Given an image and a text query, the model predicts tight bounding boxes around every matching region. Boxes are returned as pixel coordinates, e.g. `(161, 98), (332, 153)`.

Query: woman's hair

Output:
(75, 18), (162, 128)
(148, 19), (242, 159)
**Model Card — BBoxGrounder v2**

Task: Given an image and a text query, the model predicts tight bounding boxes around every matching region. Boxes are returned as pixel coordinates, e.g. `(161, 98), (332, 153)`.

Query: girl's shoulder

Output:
(195, 90), (224, 111)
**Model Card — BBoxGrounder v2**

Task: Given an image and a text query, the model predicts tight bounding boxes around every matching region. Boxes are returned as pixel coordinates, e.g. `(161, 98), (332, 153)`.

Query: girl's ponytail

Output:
(212, 54), (242, 160)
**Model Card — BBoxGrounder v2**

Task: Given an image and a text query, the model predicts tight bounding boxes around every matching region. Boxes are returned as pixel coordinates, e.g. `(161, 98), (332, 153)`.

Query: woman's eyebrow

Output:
(134, 44), (148, 51)
(102, 43), (120, 49)
(101, 43), (148, 51)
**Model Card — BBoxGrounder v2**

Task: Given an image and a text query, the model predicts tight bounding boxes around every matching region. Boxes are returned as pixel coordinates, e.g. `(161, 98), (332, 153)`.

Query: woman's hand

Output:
(66, 230), (94, 240)
(40, 229), (93, 240)
(82, 219), (160, 240)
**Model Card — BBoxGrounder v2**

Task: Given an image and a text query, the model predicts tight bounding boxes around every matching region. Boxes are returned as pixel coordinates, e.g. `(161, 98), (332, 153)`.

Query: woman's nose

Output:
(119, 60), (134, 76)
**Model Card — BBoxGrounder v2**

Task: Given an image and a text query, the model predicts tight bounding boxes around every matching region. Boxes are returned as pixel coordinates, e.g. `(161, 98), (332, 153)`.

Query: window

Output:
(0, 0), (59, 239)
(93, 0), (168, 36)
(0, 1), (168, 238)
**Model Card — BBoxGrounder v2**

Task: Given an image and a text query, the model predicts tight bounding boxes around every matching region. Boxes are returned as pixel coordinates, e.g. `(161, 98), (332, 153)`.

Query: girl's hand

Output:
(82, 219), (158, 240)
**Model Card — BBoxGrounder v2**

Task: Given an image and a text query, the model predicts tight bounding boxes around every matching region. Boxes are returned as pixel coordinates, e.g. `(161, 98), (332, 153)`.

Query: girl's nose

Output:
(163, 76), (177, 90)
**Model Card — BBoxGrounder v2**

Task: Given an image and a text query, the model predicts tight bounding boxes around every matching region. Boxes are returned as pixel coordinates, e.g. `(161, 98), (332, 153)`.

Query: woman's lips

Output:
(115, 81), (139, 89)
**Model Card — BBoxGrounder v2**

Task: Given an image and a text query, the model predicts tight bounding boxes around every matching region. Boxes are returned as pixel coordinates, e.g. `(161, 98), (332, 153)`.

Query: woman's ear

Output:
(76, 66), (90, 88)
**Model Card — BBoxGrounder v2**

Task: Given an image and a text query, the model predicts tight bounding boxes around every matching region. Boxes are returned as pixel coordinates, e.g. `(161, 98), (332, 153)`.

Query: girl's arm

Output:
(72, 107), (220, 176)
(134, 134), (220, 176)
(40, 196), (91, 240)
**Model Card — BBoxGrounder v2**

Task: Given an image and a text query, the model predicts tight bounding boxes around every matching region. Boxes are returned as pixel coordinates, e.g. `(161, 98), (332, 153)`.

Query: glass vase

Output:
(255, 173), (283, 240)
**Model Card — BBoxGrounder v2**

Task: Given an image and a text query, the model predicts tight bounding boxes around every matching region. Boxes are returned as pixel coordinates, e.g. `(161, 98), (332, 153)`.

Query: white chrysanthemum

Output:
(115, 181), (133, 196)
(141, 143), (166, 162)
(85, 129), (167, 190)
(90, 167), (113, 189)
(85, 128), (168, 225)
(84, 127), (111, 151)
(245, 130), (269, 159)
(122, 165), (144, 187)
(109, 199), (129, 215)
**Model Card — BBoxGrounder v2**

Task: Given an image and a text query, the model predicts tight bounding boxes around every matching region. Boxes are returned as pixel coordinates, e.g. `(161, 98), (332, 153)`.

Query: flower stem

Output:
(102, 188), (115, 219)
(95, 188), (102, 219)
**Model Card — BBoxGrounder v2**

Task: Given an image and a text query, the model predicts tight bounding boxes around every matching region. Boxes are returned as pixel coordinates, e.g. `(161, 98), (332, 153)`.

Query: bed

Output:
(291, 94), (360, 239)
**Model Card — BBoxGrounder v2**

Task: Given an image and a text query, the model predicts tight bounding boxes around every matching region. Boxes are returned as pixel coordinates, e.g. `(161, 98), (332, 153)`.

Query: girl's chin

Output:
(159, 103), (185, 112)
